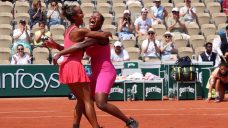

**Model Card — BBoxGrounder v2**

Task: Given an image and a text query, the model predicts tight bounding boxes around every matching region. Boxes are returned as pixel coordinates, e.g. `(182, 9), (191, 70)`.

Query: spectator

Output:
(118, 10), (135, 40)
(198, 42), (221, 67)
(12, 19), (31, 55)
(207, 62), (228, 103)
(11, 44), (31, 65)
(111, 41), (130, 62)
(134, 8), (152, 37)
(160, 31), (178, 61)
(34, 22), (52, 46)
(47, 0), (62, 26)
(141, 28), (161, 61)
(179, 0), (197, 24)
(167, 7), (189, 40)
(29, 0), (46, 29)
(215, 25), (228, 56)
(222, 0), (228, 15)
(150, 0), (168, 25)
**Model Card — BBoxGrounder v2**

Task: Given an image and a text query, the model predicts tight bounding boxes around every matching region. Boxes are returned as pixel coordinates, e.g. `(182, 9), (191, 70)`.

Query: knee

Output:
(96, 101), (107, 110)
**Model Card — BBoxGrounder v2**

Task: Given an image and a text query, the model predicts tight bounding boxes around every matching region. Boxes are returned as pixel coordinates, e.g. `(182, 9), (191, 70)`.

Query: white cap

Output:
(172, 7), (179, 12)
(123, 10), (130, 14)
(141, 8), (148, 13)
(164, 31), (173, 36)
(114, 41), (122, 47)
(154, 0), (161, 2)
(148, 28), (155, 32)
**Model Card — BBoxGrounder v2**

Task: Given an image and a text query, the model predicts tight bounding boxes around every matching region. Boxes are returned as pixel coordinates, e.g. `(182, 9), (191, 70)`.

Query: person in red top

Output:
(44, 5), (112, 128)
(223, 0), (228, 15)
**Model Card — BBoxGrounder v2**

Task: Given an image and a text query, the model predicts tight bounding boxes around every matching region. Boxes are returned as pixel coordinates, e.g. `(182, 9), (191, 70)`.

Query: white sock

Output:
(216, 91), (220, 97)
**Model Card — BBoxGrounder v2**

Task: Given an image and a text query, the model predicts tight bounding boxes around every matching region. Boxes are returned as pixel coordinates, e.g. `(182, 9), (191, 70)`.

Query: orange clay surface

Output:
(0, 97), (228, 128)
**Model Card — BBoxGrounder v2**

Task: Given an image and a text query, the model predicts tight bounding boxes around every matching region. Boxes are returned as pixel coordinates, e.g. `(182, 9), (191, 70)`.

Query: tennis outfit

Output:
(86, 43), (116, 96)
(59, 25), (90, 84)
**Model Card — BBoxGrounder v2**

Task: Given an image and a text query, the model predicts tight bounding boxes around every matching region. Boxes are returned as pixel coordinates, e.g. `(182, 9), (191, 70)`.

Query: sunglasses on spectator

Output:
(17, 48), (24, 51)
(148, 32), (155, 35)
(165, 35), (172, 38)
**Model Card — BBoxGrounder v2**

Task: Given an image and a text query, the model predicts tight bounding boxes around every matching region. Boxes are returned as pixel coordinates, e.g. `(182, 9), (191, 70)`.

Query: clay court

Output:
(0, 98), (228, 128)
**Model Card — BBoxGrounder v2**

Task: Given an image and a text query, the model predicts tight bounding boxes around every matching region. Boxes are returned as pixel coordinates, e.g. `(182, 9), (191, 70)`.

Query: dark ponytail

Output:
(62, 5), (77, 23)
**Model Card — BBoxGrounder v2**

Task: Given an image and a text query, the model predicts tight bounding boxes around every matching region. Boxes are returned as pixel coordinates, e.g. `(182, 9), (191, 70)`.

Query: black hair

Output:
(93, 11), (105, 25)
(17, 44), (24, 48)
(205, 42), (212, 47)
(38, 21), (46, 26)
(62, 5), (78, 23)
(219, 62), (228, 67)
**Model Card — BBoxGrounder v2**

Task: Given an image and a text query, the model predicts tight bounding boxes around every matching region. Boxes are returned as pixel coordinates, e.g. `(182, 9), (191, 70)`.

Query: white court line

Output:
(1, 107), (228, 114)
(1, 113), (228, 119)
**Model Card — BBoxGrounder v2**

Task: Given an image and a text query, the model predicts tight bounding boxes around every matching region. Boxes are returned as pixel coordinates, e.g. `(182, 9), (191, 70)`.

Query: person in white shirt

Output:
(111, 41), (130, 62)
(47, 1), (62, 26)
(11, 44), (31, 65)
(198, 42), (221, 67)
(12, 19), (31, 55)
(134, 8), (152, 37)
(179, 0), (197, 24)
(141, 28), (161, 61)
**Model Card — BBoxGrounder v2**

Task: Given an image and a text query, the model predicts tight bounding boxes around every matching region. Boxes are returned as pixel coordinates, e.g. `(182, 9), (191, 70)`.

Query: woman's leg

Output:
(73, 100), (84, 128)
(215, 79), (222, 102)
(95, 93), (138, 128)
(68, 83), (99, 128)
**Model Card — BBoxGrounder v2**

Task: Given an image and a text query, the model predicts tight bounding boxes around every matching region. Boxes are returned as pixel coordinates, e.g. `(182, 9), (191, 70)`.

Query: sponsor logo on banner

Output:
(0, 69), (60, 92)
(179, 86), (195, 96)
(145, 86), (162, 97)
(127, 63), (136, 68)
(110, 86), (124, 94)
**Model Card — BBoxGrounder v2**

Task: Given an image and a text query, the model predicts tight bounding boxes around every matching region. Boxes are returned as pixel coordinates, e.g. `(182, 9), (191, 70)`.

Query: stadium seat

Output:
(125, 47), (140, 60)
(0, 60), (10, 64)
(112, 3), (126, 15)
(33, 47), (50, 60)
(175, 3), (185, 9)
(152, 24), (167, 36)
(102, 25), (117, 36)
(81, 3), (95, 14)
(96, 3), (112, 14)
(33, 59), (50, 64)
(0, 24), (12, 36)
(0, 13), (13, 24)
(178, 47), (194, 58)
(144, 3), (155, 10)
(0, 1), (13, 13)
(122, 39), (136, 48)
(50, 24), (65, 36)
(206, 2), (221, 14)
(196, 13), (211, 27)
(186, 23), (200, 36)
(192, 3), (205, 13)
(83, 13), (93, 26)
(0, 35), (12, 48)
(52, 35), (64, 45)
(128, 3), (142, 18)
(189, 35), (205, 50)
(211, 13), (227, 27)
(102, 13), (114, 25)
(162, 3), (173, 13)
(14, 1), (30, 13)
(217, 23), (228, 32)
(0, 47), (10, 60)
(14, 13), (30, 25)
(206, 34), (219, 43)
(173, 38), (189, 48)
(194, 46), (205, 59)
(201, 24), (217, 37)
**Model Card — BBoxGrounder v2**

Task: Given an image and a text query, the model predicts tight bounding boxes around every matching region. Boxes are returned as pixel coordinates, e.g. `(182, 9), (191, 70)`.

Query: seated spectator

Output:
(34, 22), (52, 46)
(134, 8), (152, 37)
(198, 42), (221, 67)
(150, 0), (168, 25)
(222, 0), (228, 15)
(111, 41), (130, 62)
(11, 44), (31, 65)
(141, 28), (161, 61)
(29, 0), (46, 29)
(167, 7), (190, 40)
(47, 0), (62, 26)
(118, 10), (135, 40)
(160, 31), (178, 61)
(179, 0), (197, 24)
(207, 62), (228, 102)
(12, 19), (31, 55)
